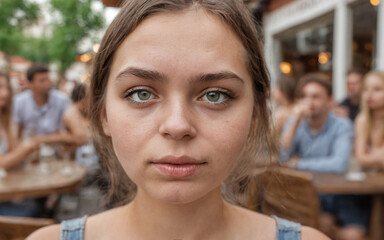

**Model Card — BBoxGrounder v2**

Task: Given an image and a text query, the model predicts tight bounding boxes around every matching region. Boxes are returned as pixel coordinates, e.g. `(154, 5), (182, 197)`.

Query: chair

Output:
(0, 216), (55, 240)
(248, 167), (320, 228)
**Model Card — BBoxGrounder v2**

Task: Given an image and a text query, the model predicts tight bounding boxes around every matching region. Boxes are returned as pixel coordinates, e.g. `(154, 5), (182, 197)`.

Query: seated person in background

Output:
(280, 73), (369, 240)
(272, 76), (297, 136)
(13, 64), (71, 141)
(355, 71), (384, 170)
(0, 73), (43, 217)
(12, 64), (72, 218)
(280, 73), (353, 173)
(62, 82), (99, 172)
(334, 69), (364, 122)
(61, 82), (90, 154)
(0, 73), (41, 169)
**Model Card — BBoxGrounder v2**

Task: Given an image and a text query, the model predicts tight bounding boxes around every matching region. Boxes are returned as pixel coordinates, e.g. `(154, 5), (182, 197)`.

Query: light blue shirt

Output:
(13, 90), (71, 137)
(280, 113), (353, 173)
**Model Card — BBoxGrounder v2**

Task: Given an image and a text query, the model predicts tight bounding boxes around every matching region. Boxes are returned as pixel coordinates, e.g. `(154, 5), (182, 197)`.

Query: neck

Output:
(33, 91), (48, 107)
(372, 108), (384, 121)
(307, 112), (328, 133)
(124, 187), (230, 239)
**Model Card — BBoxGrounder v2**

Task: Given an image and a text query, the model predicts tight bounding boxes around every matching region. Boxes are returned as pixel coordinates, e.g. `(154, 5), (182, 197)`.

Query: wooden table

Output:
(311, 172), (384, 240)
(0, 161), (86, 201)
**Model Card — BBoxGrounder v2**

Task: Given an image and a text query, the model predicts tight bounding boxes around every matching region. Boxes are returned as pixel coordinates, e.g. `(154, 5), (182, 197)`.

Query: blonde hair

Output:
(360, 71), (384, 146)
(90, 0), (276, 207)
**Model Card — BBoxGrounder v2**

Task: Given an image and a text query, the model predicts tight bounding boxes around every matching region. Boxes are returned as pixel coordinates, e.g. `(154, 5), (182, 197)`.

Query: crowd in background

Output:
(0, 64), (101, 220)
(273, 69), (384, 240)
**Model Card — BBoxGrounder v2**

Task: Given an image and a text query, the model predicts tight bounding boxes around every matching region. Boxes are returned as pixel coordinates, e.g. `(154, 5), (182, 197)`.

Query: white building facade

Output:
(264, 0), (384, 101)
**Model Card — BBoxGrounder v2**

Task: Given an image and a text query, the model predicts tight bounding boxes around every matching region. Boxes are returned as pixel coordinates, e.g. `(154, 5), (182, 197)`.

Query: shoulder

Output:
(26, 224), (60, 240)
(301, 226), (330, 240)
(63, 105), (77, 120)
(226, 204), (276, 239)
(50, 90), (71, 103)
(83, 206), (127, 239)
(14, 90), (32, 103)
(330, 113), (353, 130)
(229, 205), (329, 240)
(355, 113), (367, 126)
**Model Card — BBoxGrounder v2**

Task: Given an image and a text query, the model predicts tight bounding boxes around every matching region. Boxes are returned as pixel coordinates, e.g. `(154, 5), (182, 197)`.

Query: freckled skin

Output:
(102, 10), (255, 204)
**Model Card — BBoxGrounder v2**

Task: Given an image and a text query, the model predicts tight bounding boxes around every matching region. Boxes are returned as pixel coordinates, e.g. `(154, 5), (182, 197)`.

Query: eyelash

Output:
(123, 87), (157, 105)
(123, 87), (236, 105)
(198, 88), (236, 105)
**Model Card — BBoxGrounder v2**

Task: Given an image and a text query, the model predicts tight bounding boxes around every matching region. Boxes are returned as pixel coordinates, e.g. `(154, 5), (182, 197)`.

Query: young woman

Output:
(355, 71), (384, 170)
(0, 73), (39, 170)
(29, 1), (327, 239)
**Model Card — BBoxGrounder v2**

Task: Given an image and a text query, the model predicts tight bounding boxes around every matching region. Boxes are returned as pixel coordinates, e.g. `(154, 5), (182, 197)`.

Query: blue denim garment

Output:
(272, 215), (301, 240)
(60, 215), (300, 239)
(60, 215), (87, 240)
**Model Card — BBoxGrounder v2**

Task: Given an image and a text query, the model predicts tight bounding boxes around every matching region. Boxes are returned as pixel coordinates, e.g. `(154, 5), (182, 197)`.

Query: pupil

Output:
(207, 92), (219, 102)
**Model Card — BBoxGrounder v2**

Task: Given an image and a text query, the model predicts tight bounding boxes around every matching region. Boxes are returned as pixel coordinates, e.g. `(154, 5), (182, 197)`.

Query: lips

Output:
(150, 155), (207, 178)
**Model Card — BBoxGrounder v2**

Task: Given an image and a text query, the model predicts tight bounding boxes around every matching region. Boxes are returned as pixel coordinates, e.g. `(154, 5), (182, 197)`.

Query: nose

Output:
(158, 99), (196, 140)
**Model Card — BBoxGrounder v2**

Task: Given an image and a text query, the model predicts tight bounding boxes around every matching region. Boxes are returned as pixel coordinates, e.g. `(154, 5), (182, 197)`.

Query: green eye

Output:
(137, 90), (152, 101)
(206, 91), (221, 102)
(125, 89), (155, 103)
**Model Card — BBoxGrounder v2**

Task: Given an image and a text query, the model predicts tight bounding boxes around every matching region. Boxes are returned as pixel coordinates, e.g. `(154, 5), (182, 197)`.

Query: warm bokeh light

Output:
(279, 62), (292, 74)
(318, 52), (331, 64)
(81, 74), (90, 83)
(93, 44), (100, 53)
(79, 53), (92, 63)
(370, 0), (380, 7)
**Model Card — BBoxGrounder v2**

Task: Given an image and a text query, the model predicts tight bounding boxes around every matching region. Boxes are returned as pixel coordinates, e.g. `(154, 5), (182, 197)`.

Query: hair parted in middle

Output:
(90, 0), (276, 206)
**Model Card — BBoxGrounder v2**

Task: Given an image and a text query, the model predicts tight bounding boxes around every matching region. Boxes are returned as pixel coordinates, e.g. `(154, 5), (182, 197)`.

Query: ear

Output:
(100, 107), (111, 136)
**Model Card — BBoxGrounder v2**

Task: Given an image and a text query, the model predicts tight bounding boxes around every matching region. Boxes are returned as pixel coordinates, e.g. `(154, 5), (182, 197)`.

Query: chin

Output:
(146, 182), (219, 204)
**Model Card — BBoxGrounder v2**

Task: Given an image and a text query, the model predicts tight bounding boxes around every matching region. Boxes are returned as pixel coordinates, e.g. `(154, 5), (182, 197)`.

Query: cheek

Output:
(208, 112), (253, 170)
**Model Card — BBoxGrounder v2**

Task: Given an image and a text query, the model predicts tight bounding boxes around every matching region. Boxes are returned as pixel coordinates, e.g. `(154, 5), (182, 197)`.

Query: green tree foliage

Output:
(0, 0), (105, 73)
(0, 0), (39, 56)
(49, 0), (105, 72)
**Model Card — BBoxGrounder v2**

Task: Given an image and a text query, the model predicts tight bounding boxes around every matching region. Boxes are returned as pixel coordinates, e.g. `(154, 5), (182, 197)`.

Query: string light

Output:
(279, 62), (292, 74)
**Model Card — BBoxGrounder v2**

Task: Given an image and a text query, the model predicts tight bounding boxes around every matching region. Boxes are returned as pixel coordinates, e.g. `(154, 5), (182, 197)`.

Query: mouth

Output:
(150, 155), (207, 178)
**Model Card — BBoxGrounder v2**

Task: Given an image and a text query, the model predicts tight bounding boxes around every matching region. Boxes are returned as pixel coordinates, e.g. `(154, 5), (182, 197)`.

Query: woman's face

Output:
(0, 77), (10, 108)
(102, 9), (255, 203)
(363, 74), (384, 110)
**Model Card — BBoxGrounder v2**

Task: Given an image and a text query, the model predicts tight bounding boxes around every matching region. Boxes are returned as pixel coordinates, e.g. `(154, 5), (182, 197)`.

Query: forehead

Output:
(365, 75), (384, 86)
(347, 73), (362, 83)
(33, 72), (49, 80)
(109, 9), (250, 84)
(302, 82), (328, 96)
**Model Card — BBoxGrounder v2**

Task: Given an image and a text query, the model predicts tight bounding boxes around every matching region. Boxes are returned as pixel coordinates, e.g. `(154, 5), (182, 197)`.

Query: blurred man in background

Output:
(335, 69), (364, 122)
(13, 64), (70, 140)
(280, 73), (369, 240)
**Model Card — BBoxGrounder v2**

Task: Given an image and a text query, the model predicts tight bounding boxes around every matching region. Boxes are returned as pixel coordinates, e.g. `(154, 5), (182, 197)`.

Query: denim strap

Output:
(272, 215), (301, 240)
(60, 215), (87, 240)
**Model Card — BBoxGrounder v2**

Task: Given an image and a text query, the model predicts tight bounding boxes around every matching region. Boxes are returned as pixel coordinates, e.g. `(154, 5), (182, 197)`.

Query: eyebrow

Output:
(115, 67), (166, 83)
(197, 72), (244, 84)
(114, 67), (244, 84)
